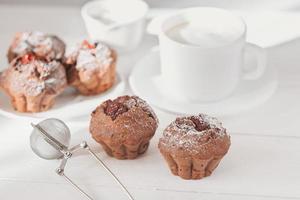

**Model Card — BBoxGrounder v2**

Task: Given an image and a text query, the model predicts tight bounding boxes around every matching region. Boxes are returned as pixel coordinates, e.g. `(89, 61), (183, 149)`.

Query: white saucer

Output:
(129, 48), (278, 116)
(0, 74), (125, 121)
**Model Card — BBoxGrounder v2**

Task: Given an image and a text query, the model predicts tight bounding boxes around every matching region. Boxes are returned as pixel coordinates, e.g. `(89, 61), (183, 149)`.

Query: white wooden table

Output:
(0, 3), (300, 200)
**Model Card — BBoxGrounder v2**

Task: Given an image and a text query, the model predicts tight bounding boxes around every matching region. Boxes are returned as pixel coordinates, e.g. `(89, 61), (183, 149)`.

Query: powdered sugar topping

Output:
(12, 32), (53, 54)
(76, 42), (113, 71)
(123, 96), (159, 123)
(160, 114), (227, 153)
(22, 79), (45, 96)
(6, 59), (66, 96)
(9, 31), (65, 61)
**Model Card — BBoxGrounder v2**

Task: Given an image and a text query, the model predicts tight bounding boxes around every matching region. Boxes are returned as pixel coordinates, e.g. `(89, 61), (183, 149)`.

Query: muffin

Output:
(90, 95), (158, 159)
(158, 114), (230, 180)
(7, 31), (65, 62)
(0, 54), (67, 112)
(64, 40), (116, 95)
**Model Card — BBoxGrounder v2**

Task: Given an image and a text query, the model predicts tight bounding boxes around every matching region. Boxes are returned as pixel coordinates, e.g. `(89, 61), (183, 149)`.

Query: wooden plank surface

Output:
(0, 116), (300, 199)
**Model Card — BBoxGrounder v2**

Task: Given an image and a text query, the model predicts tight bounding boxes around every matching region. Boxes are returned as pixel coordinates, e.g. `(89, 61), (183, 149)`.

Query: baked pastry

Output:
(158, 114), (230, 180)
(90, 95), (158, 159)
(0, 54), (67, 112)
(64, 40), (116, 95)
(7, 31), (65, 62)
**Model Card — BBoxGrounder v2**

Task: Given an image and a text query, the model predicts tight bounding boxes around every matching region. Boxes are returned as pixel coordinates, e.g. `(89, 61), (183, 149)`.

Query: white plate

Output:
(129, 48), (278, 116)
(0, 74), (125, 121)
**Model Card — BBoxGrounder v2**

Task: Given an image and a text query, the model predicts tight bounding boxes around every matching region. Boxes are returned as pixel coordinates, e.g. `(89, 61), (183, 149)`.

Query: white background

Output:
(0, 1), (300, 200)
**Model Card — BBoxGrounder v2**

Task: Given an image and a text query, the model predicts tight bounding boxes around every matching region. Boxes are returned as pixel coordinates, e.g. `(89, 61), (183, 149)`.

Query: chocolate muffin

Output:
(90, 95), (158, 159)
(7, 31), (65, 62)
(0, 54), (67, 112)
(64, 40), (116, 96)
(158, 114), (230, 180)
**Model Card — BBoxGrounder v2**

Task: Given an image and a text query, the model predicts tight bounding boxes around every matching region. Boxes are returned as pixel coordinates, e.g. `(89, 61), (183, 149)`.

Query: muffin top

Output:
(0, 54), (67, 97)
(102, 95), (158, 122)
(65, 40), (114, 73)
(159, 114), (230, 158)
(90, 95), (158, 143)
(8, 31), (65, 61)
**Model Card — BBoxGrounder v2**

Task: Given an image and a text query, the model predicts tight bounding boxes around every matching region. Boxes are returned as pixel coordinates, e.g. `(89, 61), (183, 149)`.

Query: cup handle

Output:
(242, 43), (267, 80)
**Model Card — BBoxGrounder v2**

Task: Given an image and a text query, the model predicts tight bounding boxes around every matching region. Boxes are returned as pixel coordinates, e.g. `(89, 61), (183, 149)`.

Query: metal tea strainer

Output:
(30, 118), (134, 200)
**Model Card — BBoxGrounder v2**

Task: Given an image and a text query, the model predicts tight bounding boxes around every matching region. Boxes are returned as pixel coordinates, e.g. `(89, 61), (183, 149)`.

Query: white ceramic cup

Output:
(81, 0), (149, 52)
(150, 7), (266, 102)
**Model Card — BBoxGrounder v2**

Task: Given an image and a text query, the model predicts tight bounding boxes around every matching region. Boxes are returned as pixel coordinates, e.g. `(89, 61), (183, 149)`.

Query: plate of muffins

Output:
(0, 31), (125, 120)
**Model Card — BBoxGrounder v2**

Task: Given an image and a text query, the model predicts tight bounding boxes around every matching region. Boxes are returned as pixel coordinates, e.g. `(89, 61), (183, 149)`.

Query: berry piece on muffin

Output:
(0, 54), (67, 112)
(158, 114), (230, 180)
(90, 95), (158, 159)
(64, 40), (116, 96)
(7, 31), (65, 62)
